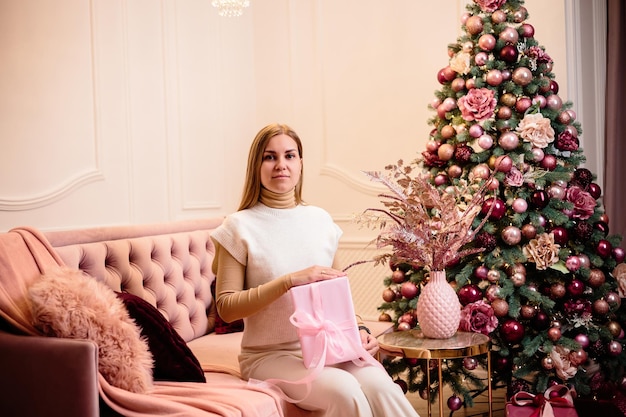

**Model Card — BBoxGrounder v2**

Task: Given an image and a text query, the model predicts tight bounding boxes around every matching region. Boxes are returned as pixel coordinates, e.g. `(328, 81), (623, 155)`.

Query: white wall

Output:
(0, 0), (605, 319)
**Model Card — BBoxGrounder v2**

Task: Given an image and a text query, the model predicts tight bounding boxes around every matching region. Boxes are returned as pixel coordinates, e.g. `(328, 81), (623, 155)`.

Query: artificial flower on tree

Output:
(362, 0), (626, 412)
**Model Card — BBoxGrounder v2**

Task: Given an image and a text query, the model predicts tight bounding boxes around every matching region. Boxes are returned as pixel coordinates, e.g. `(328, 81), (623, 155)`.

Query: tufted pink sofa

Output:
(0, 218), (390, 417)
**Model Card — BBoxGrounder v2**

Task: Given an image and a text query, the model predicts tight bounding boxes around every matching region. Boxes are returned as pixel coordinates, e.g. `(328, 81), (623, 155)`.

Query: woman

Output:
(210, 123), (419, 417)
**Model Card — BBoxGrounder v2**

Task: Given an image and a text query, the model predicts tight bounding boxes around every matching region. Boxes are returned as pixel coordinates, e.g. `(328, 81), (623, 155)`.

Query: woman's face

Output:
(260, 134), (302, 194)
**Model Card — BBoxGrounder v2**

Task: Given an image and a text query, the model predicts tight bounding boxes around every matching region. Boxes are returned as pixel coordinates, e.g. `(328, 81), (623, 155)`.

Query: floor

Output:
(406, 384), (507, 417)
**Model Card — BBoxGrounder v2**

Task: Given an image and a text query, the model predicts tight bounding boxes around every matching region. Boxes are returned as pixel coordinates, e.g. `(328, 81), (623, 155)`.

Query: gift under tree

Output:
(360, 0), (626, 412)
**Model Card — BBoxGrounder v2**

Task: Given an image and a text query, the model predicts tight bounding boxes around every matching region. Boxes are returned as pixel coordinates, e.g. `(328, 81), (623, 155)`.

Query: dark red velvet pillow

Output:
(116, 292), (206, 383)
(211, 281), (244, 334)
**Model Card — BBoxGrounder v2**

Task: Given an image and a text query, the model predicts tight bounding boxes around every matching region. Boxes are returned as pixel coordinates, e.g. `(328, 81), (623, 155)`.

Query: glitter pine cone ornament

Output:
(371, 0), (626, 406)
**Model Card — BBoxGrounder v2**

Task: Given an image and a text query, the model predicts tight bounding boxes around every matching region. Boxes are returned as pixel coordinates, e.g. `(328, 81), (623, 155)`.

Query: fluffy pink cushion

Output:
(29, 267), (153, 393)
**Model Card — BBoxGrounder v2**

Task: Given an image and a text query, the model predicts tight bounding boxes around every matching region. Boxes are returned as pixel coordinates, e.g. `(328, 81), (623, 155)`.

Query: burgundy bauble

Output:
(594, 221), (609, 236)
(521, 23), (535, 38)
(482, 197), (506, 220)
(501, 319), (525, 344)
(516, 97), (532, 113)
(588, 183), (602, 199)
(551, 226), (569, 245)
(596, 239), (613, 258)
(400, 281), (419, 299)
(567, 279), (585, 297)
(474, 265), (489, 280)
(608, 341), (623, 356)
(613, 247), (625, 263)
(458, 284), (483, 306)
(463, 357), (478, 370)
(499, 45), (518, 63)
(532, 310), (551, 330)
(447, 395), (463, 411)
(531, 190), (550, 208)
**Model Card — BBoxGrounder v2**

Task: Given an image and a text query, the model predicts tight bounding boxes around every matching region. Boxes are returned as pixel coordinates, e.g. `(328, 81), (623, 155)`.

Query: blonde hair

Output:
(238, 123), (304, 211)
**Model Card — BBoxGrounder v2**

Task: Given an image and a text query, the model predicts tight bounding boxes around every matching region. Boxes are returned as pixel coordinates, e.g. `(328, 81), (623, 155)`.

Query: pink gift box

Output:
(505, 403), (578, 417)
(289, 277), (363, 369)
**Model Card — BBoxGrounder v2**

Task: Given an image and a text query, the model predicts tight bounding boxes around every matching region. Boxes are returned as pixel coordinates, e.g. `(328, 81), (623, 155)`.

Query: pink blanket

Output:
(0, 227), (285, 417)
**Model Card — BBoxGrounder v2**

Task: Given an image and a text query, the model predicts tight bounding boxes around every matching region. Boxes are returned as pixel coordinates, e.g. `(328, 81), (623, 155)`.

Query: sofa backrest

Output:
(44, 218), (224, 342)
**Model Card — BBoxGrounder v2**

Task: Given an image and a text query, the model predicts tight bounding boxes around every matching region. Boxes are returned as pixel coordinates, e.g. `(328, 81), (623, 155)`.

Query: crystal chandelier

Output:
(211, 0), (250, 17)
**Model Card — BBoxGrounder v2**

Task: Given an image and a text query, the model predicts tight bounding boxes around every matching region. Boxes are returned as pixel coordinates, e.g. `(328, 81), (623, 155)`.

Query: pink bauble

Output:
(485, 284), (501, 301)
(426, 140), (441, 152)
(437, 104), (447, 118)
(578, 254), (590, 269)
(547, 185), (566, 200)
(531, 147), (545, 162)
(392, 269), (406, 283)
(558, 111), (572, 124)
(499, 131), (520, 150)
(512, 67), (533, 86)
(514, 7), (528, 23)
(448, 165), (463, 178)
(474, 51), (488, 66)
(451, 77), (466, 92)
(382, 288), (395, 302)
(574, 333), (590, 349)
(401, 281), (418, 299)
(487, 269), (500, 283)
(434, 174), (448, 186)
(469, 123), (484, 138)
(442, 97), (457, 111)
(500, 27), (520, 44)
(487, 177), (500, 190)
(565, 256), (581, 272)
(570, 349), (588, 366)
(466, 78), (476, 89)
(478, 34), (496, 51)
(438, 143), (455, 160)
(567, 109), (577, 120)
(466, 15), (484, 35)
(497, 106), (512, 120)
(511, 272), (527, 287)
(431, 97), (442, 108)
(486, 69), (503, 86)
(472, 163), (491, 180)
(492, 299), (509, 317)
(593, 299), (610, 315)
(609, 341), (623, 356)
(537, 215), (547, 227)
(492, 9), (507, 23)
(397, 321), (411, 331)
(521, 23), (535, 38)
(502, 226), (522, 245)
(546, 94), (563, 110)
(532, 94), (547, 108)
(512, 198), (528, 213)
(501, 69), (511, 81)
(516, 96), (532, 113)
(540, 154), (557, 171)
(606, 292), (621, 309)
(494, 155), (513, 172)
(564, 124), (578, 138)
(547, 327), (561, 342)
(478, 134), (494, 149)
(462, 41), (474, 52)
(520, 304), (537, 319)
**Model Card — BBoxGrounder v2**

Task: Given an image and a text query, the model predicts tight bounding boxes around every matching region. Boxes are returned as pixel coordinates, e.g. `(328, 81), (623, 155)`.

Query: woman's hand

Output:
(289, 266), (347, 287)
(360, 329), (379, 357)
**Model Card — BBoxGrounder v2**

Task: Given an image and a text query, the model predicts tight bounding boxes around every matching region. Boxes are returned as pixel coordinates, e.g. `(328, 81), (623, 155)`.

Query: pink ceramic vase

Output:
(415, 270), (461, 339)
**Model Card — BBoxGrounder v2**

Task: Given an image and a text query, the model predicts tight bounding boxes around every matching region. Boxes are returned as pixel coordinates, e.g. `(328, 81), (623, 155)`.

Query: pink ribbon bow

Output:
(511, 384), (576, 417)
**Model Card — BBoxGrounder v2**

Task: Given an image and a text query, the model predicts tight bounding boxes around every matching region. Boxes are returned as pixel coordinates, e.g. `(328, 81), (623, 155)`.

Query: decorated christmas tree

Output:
(364, 0), (626, 411)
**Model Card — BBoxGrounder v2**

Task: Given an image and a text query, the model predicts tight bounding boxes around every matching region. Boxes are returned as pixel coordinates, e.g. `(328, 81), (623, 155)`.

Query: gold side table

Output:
(378, 330), (492, 417)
